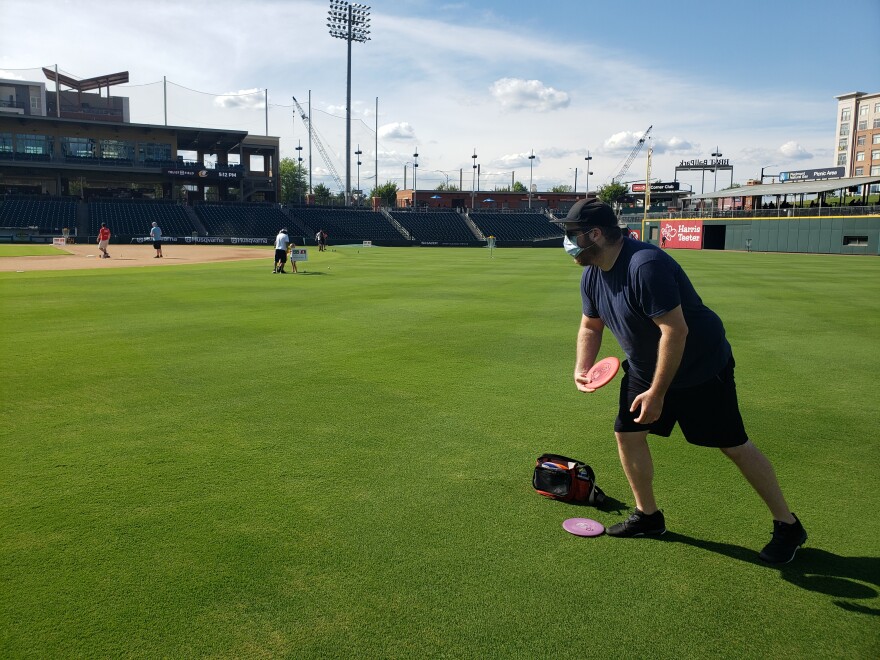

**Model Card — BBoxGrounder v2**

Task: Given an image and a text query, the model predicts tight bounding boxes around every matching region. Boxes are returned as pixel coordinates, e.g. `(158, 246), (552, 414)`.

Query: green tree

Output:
(551, 184), (573, 193)
(436, 182), (460, 192)
(279, 157), (308, 204)
(512, 181), (527, 193)
(597, 182), (629, 209)
(369, 181), (399, 207)
(313, 183), (332, 204)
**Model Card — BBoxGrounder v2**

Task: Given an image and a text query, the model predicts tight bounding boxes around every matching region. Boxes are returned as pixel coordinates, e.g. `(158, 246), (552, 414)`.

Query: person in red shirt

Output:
(97, 223), (111, 259)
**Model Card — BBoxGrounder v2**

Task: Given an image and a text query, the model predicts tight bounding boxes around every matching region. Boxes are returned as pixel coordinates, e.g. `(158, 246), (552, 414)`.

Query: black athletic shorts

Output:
(153, 241), (162, 249)
(614, 356), (749, 448)
(275, 248), (287, 263)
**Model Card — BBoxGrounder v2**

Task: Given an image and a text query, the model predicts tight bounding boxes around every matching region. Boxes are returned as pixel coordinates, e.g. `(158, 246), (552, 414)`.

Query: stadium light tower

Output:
(328, 1), (371, 206)
(412, 149), (419, 209)
(585, 151), (593, 195)
(528, 150), (535, 209)
(355, 144), (363, 204)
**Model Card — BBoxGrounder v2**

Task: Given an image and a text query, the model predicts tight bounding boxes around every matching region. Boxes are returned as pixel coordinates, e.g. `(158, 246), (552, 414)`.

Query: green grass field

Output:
(2, 247), (878, 658)
(0, 244), (70, 257)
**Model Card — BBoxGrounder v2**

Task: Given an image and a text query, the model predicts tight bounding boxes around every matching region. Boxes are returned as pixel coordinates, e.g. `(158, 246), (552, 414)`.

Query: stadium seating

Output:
(469, 212), (562, 241)
(195, 202), (289, 238)
(89, 199), (198, 237)
(286, 207), (408, 244)
(0, 195), (77, 232)
(389, 210), (477, 243)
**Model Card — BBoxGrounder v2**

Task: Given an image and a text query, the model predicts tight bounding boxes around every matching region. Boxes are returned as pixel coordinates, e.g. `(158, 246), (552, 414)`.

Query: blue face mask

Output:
(563, 234), (584, 257)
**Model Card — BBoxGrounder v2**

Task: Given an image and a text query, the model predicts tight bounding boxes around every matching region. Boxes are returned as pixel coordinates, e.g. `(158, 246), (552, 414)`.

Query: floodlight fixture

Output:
(328, 1), (372, 205)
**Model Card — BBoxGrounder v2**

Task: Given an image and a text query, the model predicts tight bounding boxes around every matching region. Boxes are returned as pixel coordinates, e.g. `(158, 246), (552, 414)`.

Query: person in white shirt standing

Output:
(274, 228), (290, 273)
(150, 222), (163, 258)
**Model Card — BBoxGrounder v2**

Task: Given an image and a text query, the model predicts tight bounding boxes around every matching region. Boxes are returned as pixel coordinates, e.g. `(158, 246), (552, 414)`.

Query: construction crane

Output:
(612, 125), (652, 184)
(292, 95), (344, 193)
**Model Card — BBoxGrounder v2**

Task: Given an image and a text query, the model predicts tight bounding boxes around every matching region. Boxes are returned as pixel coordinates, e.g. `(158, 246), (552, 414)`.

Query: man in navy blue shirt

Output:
(560, 198), (807, 564)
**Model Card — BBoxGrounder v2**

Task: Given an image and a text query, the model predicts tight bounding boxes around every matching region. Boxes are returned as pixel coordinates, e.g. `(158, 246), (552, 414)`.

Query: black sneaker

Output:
(759, 514), (807, 564)
(606, 509), (666, 537)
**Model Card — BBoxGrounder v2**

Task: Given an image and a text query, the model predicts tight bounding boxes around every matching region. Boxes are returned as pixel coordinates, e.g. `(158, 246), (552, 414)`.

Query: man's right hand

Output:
(574, 370), (596, 393)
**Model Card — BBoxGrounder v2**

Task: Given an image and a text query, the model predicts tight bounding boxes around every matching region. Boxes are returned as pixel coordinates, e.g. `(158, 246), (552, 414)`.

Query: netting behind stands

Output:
(389, 211), (477, 243)
(0, 196), (77, 232)
(469, 212), (562, 241)
(89, 199), (198, 236)
(287, 208), (408, 243)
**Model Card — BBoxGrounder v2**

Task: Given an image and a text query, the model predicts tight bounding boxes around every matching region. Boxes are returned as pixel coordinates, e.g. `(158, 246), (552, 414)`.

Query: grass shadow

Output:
(656, 532), (879, 614)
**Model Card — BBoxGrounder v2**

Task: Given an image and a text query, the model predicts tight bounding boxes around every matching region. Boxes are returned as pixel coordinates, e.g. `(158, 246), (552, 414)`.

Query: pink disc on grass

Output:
(562, 518), (605, 537)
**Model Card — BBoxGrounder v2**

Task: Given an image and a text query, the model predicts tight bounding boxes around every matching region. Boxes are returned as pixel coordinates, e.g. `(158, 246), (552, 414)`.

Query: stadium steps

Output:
(279, 207), (313, 243)
(380, 209), (413, 240)
(461, 211), (485, 240)
(184, 206), (208, 236)
(77, 201), (89, 238)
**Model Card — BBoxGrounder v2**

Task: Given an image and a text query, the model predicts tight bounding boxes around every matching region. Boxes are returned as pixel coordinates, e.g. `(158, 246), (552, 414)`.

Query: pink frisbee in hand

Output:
(584, 356), (620, 390)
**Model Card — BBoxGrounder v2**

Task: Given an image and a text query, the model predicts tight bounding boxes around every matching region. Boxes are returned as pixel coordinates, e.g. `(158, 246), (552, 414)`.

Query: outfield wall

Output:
(629, 216), (880, 255)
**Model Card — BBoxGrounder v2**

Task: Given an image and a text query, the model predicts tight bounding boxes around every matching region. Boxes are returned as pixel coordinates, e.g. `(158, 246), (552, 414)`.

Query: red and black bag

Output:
(533, 453), (605, 504)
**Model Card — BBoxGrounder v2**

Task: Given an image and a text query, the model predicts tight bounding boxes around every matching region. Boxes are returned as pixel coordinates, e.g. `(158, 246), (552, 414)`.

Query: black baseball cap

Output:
(555, 198), (619, 228)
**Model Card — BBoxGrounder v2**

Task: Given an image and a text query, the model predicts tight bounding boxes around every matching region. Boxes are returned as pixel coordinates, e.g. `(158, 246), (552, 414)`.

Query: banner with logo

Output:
(288, 248), (308, 261)
(660, 220), (703, 249)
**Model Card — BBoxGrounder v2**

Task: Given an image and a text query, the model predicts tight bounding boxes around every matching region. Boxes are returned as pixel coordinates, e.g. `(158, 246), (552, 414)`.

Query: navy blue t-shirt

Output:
(581, 238), (731, 389)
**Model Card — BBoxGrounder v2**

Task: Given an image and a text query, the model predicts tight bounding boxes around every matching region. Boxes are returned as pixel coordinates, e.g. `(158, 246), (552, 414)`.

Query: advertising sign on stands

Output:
(660, 220), (703, 249)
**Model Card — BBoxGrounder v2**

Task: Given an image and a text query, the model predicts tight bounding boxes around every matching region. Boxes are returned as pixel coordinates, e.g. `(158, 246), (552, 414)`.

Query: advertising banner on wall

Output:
(660, 220), (703, 249)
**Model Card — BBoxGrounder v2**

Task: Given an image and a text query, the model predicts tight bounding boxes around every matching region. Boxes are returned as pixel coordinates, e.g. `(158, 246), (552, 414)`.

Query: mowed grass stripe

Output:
(1, 248), (878, 658)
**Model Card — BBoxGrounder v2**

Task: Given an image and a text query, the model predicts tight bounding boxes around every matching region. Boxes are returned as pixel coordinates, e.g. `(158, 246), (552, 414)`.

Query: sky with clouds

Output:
(2, 0), (879, 194)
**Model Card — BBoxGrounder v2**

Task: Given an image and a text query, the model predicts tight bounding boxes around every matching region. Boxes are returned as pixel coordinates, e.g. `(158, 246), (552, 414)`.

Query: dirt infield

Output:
(0, 244), (270, 272)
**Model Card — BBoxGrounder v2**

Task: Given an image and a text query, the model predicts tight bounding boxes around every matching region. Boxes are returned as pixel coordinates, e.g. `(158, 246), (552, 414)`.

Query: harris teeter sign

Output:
(660, 220), (703, 249)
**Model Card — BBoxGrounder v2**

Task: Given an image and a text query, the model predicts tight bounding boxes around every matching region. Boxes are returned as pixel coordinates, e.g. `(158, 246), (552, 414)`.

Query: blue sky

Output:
(2, 0), (879, 193)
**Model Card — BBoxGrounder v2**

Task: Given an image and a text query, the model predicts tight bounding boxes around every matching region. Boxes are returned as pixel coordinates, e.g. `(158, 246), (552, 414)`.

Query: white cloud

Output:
(213, 89), (265, 110)
(651, 137), (693, 154)
(778, 141), (813, 160)
(603, 131), (642, 154)
(378, 122), (416, 140)
(493, 152), (540, 168)
(0, 70), (25, 80)
(489, 78), (570, 112)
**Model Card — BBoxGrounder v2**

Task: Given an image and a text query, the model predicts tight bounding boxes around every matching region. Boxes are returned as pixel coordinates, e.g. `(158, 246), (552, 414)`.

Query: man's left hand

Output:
(631, 389), (664, 424)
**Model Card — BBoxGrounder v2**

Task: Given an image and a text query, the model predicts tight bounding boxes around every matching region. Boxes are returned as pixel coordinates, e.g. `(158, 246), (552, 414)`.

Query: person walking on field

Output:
(559, 198), (807, 564)
(150, 222), (163, 258)
(97, 223), (111, 259)
(273, 228), (290, 273)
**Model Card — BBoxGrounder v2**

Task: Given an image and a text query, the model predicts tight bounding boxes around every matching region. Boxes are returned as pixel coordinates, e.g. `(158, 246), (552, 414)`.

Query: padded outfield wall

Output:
(628, 216), (880, 255)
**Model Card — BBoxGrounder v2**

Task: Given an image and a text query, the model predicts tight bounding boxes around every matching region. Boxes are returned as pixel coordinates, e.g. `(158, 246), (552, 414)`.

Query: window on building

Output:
(30, 96), (40, 112)
(856, 152), (865, 161)
(857, 136), (866, 146)
(837, 153), (847, 166)
(859, 105), (869, 116)
(874, 119), (880, 129)
(874, 134), (880, 144)
(138, 143), (172, 163)
(0, 132), (12, 153)
(61, 136), (95, 158)
(855, 167), (864, 176)
(873, 150), (880, 161)
(839, 138), (848, 151)
(843, 236), (868, 246)
(875, 103), (880, 113)
(858, 120), (868, 130)
(15, 134), (52, 156)
(841, 108), (851, 121)
(99, 139), (134, 161)
(872, 165), (880, 176)
(840, 123), (850, 136)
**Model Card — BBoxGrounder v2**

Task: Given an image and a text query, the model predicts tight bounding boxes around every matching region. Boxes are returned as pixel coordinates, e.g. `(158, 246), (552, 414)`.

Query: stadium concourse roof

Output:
(690, 175), (880, 200)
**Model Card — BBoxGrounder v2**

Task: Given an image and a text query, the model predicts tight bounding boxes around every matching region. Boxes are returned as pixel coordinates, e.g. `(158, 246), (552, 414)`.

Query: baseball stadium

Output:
(2, 65), (879, 659)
